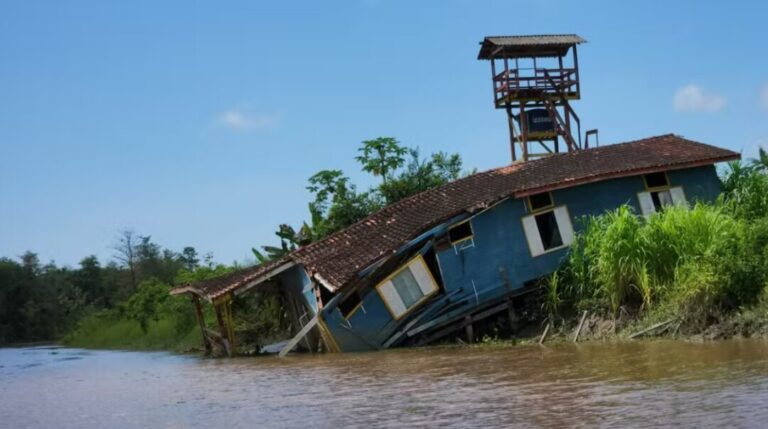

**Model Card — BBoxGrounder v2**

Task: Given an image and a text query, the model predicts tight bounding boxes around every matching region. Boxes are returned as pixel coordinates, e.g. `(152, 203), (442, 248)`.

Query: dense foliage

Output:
(547, 160), (768, 333)
(0, 235), (212, 345)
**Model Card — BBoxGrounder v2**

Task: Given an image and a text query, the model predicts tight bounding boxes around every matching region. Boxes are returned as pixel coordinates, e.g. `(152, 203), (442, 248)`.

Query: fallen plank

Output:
(628, 319), (674, 339)
(278, 314), (319, 357)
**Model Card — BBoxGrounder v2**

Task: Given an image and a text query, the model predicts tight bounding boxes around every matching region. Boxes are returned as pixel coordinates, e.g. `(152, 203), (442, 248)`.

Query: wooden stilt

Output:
(191, 295), (211, 354)
(506, 298), (519, 333)
(214, 303), (232, 357)
(464, 316), (474, 343)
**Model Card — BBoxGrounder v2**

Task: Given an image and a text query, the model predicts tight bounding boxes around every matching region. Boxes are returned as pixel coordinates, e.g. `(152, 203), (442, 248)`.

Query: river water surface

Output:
(1, 340), (767, 428)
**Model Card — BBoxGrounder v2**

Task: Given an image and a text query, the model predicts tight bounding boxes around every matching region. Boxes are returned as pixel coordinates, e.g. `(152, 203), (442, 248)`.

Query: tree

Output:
(179, 247), (200, 271)
(306, 170), (379, 238)
(378, 149), (465, 205)
(19, 251), (41, 277)
(750, 147), (768, 172)
(124, 278), (169, 334)
(253, 224), (301, 263)
(355, 137), (407, 184)
(113, 230), (140, 291)
(74, 255), (103, 305)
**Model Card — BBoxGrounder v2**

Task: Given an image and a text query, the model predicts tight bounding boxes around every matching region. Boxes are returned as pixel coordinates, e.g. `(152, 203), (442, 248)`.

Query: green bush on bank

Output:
(547, 165), (768, 333)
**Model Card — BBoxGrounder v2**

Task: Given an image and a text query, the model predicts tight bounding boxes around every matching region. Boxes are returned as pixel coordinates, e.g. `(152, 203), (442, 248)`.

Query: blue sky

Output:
(1, 1), (767, 267)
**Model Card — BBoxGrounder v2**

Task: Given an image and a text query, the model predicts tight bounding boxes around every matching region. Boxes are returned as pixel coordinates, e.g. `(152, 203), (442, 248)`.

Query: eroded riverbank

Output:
(2, 340), (768, 428)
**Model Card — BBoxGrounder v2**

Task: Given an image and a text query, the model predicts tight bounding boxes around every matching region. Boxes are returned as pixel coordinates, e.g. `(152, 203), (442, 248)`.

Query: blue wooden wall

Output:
(321, 165), (723, 351)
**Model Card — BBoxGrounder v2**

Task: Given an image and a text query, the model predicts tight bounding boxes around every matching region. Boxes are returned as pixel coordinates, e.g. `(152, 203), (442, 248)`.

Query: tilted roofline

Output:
(172, 134), (739, 301)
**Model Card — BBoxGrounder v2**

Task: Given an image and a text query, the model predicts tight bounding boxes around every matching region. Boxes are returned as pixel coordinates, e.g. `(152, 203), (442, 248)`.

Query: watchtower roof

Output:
(478, 34), (586, 60)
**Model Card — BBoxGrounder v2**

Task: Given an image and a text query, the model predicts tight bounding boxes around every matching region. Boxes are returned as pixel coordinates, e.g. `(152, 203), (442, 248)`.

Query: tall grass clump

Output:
(554, 163), (768, 332)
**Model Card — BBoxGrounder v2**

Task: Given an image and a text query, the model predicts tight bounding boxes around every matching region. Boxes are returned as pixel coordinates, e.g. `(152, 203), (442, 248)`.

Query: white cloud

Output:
(673, 85), (726, 113)
(216, 108), (277, 131)
(760, 84), (768, 109)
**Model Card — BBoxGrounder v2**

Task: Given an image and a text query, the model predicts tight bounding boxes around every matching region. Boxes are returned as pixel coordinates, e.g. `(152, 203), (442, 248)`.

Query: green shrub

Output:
(557, 194), (766, 326)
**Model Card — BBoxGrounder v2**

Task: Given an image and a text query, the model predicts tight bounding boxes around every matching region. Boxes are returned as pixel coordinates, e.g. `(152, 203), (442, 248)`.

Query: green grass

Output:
(64, 312), (202, 352)
(553, 198), (768, 334)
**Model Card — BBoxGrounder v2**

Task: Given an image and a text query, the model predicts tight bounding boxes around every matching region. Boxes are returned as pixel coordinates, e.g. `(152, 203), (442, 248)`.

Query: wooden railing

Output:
(493, 68), (578, 104)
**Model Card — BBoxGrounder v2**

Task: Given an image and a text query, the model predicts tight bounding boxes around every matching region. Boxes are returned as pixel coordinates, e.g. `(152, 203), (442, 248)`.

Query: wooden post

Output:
(519, 102), (529, 161)
(573, 311), (588, 343)
(224, 299), (236, 353)
(572, 44), (580, 96)
(506, 298), (519, 333)
(506, 106), (516, 162)
(491, 58), (497, 104)
(214, 303), (232, 357)
(539, 322), (551, 345)
(191, 295), (211, 354)
(464, 316), (474, 343)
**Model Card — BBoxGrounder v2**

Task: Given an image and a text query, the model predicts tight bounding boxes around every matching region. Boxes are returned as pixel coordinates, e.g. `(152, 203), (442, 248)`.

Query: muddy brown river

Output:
(1, 340), (767, 428)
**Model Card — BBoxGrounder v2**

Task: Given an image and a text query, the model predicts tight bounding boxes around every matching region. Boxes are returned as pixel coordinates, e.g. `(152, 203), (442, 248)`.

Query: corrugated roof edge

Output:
(482, 34), (586, 43)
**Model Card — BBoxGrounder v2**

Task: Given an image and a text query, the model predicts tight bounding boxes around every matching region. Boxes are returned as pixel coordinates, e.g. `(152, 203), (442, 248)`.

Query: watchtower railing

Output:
(493, 67), (578, 105)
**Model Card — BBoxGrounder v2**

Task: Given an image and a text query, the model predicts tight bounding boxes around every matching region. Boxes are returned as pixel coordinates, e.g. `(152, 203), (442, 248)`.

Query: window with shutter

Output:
(522, 206), (574, 257)
(638, 172), (687, 216)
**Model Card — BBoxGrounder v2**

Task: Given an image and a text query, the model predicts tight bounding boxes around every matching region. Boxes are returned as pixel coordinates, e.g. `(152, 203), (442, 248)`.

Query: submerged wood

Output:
(628, 319), (674, 339)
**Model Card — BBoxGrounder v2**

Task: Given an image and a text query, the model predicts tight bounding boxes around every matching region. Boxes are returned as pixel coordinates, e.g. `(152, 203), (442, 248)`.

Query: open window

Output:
(638, 172), (687, 217)
(448, 221), (473, 244)
(339, 291), (362, 320)
(528, 192), (554, 212)
(522, 206), (574, 257)
(448, 220), (474, 251)
(376, 255), (439, 320)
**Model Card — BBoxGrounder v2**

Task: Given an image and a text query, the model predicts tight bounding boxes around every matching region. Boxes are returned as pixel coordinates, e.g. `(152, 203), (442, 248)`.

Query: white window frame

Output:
(375, 255), (439, 320)
(637, 186), (687, 218)
(521, 205), (574, 257)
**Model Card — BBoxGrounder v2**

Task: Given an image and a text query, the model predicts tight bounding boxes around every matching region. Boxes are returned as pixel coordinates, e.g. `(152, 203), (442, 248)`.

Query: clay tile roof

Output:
(170, 257), (290, 300)
(174, 134), (738, 299)
(291, 134), (737, 289)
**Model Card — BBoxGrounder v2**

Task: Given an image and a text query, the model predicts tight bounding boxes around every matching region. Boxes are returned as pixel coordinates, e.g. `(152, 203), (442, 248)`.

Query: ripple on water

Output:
(1, 340), (768, 428)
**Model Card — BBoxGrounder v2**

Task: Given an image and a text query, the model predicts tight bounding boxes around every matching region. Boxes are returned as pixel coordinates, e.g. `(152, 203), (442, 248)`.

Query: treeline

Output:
(0, 233), (215, 345)
(0, 137), (467, 347)
(546, 150), (768, 336)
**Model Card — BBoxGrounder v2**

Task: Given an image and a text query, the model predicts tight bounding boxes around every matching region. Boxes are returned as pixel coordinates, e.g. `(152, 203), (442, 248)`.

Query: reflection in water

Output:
(1, 341), (767, 428)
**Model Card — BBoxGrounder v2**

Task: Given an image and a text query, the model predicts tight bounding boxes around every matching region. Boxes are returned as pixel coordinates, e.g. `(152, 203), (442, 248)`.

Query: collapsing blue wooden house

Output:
(171, 35), (739, 355)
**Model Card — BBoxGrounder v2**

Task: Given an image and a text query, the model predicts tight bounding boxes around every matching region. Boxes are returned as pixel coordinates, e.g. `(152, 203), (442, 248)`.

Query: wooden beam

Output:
(191, 295), (211, 354)
(628, 319), (674, 339)
(279, 314), (319, 357)
(214, 303), (232, 357)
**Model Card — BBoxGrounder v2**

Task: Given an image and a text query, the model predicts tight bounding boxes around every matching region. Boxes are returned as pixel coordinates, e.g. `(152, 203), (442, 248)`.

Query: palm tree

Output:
(749, 147), (768, 172)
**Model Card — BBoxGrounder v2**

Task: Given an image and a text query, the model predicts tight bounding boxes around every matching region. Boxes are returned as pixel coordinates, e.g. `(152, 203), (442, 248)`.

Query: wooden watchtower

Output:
(478, 34), (597, 162)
